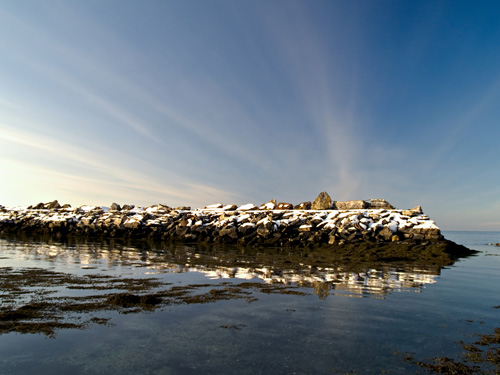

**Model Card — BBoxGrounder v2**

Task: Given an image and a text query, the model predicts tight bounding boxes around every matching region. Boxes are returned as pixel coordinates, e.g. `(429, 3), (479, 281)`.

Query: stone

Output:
(410, 205), (423, 213)
(294, 201), (311, 210)
(311, 192), (332, 210)
(276, 202), (293, 210)
(259, 200), (276, 210)
(205, 203), (223, 209)
(122, 204), (134, 210)
(334, 200), (368, 210)
(378, 227), (394, 241)
(110, 203), (121, 211)
(175, 206), (191, 211)
(369, 199), (394, 209)
(219, 226), (238, 240)
(45, 200), (61, 210)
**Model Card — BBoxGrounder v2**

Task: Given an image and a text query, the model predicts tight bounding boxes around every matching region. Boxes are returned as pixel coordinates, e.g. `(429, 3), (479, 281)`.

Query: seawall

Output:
(0, 199), (444, 248)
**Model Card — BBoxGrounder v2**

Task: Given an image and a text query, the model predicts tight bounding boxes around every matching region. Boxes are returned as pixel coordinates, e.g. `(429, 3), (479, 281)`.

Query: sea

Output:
(0, 231), (499, 374)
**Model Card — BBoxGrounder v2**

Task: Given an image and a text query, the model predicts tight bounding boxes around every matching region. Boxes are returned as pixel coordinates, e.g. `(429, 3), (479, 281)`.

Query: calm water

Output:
(0, 231), (499, 374)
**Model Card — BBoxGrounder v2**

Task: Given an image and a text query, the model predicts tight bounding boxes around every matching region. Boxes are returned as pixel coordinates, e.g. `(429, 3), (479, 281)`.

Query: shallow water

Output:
(0, 231), (499, 374)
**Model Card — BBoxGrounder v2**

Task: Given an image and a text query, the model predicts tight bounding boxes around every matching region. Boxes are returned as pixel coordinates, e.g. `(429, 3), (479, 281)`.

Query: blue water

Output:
(0, 231), (499, 374)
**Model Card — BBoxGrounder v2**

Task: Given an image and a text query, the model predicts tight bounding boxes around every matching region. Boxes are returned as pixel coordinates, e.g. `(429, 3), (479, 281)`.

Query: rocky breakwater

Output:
(0, 193), (464, 253)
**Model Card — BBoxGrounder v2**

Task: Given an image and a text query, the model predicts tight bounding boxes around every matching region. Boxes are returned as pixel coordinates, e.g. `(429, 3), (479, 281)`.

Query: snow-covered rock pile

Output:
(0, 194), (444, 247)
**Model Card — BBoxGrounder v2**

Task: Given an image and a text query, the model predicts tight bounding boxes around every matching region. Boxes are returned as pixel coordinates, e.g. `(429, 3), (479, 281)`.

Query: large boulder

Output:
(311, 192), (332, 210)
(334, 200), (368, 210)
(369, 199), (394, 209)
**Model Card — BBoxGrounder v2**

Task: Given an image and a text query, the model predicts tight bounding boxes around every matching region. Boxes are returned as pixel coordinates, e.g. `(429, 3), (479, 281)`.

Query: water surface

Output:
(0, 231), (499, 374)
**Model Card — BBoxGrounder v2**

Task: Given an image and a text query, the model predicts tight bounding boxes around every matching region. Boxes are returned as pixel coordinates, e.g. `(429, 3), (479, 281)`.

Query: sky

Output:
(0, 0), (499, 231)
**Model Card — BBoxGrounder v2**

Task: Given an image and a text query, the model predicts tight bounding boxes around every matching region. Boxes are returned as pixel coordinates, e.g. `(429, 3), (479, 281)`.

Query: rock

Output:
(237, 203), (258, 211)
(259, 200), (276, 210)
(256, 221), (274, 237)
(122, 204), (135, 210)
(311, 192), (332, 210)
(369, 199), (394, 209)
(219, 226), (238, 240)
(294, 201), (311, 210)
(221, 204), (237, 211)
(276, 202), (293, 210)
(33, 202), (45, 209)
(205, 203), (223, 209)
(410, 205), (423, 213)
(175, 206), (191, 211)
(334, 200), (368, 210)
(110, 203), (121, 211)
(45, 200), (61, 210)
(378, 227), (394, 241)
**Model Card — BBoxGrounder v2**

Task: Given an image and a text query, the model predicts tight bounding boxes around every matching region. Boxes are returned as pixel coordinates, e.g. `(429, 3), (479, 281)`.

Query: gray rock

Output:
(311, 192), (332, 210)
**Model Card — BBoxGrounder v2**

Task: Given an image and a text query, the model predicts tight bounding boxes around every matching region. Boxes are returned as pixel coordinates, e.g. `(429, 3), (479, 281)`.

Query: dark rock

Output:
(311, 192), (332, 210)
(110, 203), (121, 211)
(219, 226), (238, 240)
(256, 221), (274, 237)
(276, 202), (293, 210)
(122, 205), (134, 210)
(45, 200), (61, 210)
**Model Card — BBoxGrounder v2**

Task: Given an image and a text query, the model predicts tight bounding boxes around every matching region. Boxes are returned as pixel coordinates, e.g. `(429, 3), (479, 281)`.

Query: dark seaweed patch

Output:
(0, 266), (309, 337)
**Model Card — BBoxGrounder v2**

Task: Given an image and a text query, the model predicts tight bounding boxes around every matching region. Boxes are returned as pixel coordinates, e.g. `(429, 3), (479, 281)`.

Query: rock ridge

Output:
(0, 194), (444, 248)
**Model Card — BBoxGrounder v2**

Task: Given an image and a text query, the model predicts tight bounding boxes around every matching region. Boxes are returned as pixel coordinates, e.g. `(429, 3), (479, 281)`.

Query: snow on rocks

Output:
(0, 197), (445, 246)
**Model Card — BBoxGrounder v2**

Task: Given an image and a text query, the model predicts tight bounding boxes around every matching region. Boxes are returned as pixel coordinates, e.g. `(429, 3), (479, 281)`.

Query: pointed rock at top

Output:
(46, 200), (61, 210)
(311, 192), (332, 210)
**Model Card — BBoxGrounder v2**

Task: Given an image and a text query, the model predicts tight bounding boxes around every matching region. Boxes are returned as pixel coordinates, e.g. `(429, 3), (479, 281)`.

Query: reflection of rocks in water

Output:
(313, 281), (331, 299)
(0, 237), (450, 298)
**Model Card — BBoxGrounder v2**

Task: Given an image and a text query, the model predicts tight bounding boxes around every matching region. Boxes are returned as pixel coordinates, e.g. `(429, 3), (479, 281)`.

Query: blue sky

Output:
(1, 0), (499, 230)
